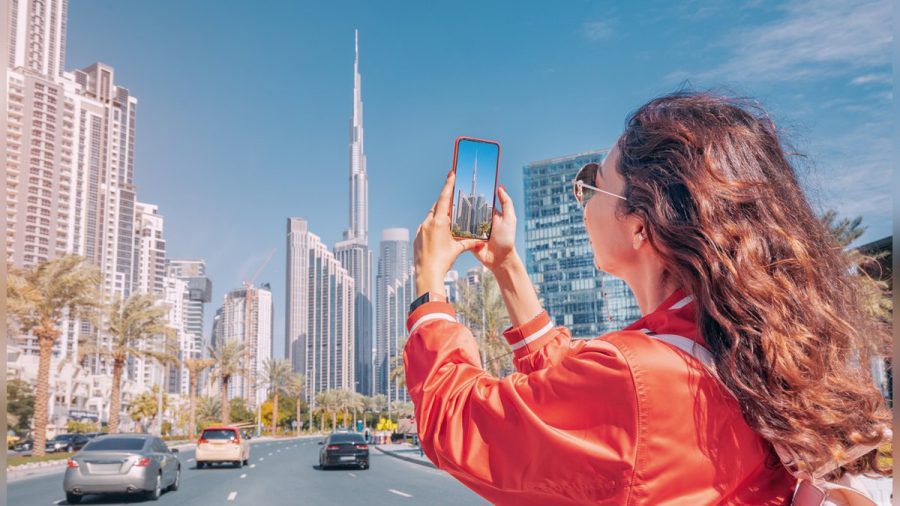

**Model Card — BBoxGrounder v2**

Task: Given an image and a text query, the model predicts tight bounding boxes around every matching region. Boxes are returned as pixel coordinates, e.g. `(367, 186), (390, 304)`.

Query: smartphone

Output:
(450, 136), (501, 240)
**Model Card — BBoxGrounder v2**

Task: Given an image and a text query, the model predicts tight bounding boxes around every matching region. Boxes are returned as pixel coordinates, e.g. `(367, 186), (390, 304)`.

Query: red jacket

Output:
(403, 288), (796, 505)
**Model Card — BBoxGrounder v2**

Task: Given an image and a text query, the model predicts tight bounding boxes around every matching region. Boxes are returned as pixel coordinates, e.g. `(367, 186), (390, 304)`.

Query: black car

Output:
(46, 434), (90, 453)
(318, 432), (369, 470)
(13, 438), (34, 452)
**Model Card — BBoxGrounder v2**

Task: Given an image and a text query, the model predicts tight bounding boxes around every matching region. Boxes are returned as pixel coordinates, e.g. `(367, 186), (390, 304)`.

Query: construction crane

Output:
(242, 247), (276, 404)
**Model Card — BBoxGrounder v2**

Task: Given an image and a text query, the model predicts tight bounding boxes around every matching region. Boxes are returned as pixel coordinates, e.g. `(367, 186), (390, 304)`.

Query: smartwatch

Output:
(409, 291), (446, 314)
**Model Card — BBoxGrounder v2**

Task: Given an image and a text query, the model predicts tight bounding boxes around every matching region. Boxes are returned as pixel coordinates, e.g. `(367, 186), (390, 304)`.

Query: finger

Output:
(434, 169), (456, 218)
(457, 238), (483, 252)
(497, 185), (516, 219)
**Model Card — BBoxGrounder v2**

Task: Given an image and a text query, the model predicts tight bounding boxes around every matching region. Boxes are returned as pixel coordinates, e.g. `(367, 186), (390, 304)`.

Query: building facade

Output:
(374, 228), (410, 397)
(213, 285), (273, 405)
(285, 217), (356, 407)
(522, 150), (640, 339)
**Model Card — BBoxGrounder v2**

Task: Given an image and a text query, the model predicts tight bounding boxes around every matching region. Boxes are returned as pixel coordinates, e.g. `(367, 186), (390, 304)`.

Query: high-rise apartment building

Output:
(375, 228), (409, 397)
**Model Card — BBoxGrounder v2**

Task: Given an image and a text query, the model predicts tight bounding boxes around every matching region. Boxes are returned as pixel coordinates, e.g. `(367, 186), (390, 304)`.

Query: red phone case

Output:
(450, 136), (501, 240)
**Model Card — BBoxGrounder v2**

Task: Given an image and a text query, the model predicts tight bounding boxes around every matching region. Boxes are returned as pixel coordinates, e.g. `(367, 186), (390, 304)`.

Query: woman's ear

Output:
(632, 224), (646, 250)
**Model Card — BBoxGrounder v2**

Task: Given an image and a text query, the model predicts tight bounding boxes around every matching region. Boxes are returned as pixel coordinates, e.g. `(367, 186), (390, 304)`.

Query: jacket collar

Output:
(623, 288), (702, 345)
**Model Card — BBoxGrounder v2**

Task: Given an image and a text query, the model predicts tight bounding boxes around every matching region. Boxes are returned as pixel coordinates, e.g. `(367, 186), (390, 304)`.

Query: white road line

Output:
(348, 472), (356, 478)
(250, 464), (256, 468)
(268, 452), (272, 455)
(53, 501), (63, 505)
(389, 489), (413, 498)
(259, 457), (264, 461)
(227, 491), (238, 501)
(187, 458), (195, 462)
(240, 473), (247, 479)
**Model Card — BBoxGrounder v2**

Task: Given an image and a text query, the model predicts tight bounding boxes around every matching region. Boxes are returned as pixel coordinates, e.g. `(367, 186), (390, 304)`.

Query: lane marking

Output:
(389, 489), (413, 498)
(348, 472), (356, 478)
(268, 452), (273, 456)
(250, 464), (256, 468)
(187, 458), (195, 462)
(240, 473), (247, 479)
(53, 501), (63, 505)
(259, 457), (264, 461)
(227, 491), (237, 501)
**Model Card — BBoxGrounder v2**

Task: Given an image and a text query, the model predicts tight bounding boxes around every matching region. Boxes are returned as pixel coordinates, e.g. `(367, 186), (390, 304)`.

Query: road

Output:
(8, 436), (489, 505)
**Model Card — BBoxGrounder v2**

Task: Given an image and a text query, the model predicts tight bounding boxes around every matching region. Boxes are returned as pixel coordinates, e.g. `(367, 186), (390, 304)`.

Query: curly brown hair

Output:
(615, 90), (891, 478)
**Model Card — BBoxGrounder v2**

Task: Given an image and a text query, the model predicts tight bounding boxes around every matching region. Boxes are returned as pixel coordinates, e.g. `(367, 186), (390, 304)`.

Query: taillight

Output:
(67, 459), (79, 468)
(355, 444), (368, 450)
(326, 445), (340, 450)
(136, 457), (151, 467)
(198, 438), (209, 445)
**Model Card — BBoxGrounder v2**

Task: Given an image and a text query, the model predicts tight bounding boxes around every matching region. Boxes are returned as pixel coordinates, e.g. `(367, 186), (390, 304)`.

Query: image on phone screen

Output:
(451, 138), (500, 240)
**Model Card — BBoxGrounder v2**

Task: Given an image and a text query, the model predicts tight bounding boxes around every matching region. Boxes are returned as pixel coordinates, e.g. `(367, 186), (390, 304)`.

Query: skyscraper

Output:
(523, 150), (640, 338)
(334, 29), (374, 396)
(385, 267), (415, 404)
(375, 228), (410, 397)
(166, 260), (213, 395)
(285, 217), (356, 402)
(214, 285), (273, 405)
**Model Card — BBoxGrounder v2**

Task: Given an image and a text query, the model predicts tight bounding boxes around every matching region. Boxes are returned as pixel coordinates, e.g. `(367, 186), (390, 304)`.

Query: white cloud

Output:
(581, 20), (614, 41)
(695, 0), (891, 84)
(850, 73), (892, 86)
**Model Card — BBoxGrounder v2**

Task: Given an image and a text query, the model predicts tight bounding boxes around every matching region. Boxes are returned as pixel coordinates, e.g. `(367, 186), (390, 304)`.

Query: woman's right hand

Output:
(471, 185), (520, 272)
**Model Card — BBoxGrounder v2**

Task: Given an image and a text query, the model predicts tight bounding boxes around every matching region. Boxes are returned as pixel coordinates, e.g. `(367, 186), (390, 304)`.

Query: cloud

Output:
(850, 73), (892, 86)
(694, 0), (891, 84)
(581, 20), (614, 41)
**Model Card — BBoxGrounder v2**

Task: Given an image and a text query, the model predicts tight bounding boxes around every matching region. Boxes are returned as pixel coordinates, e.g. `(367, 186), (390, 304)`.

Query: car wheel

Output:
(66, 445), (73, 453)
(197, 461), (205, 469)
(242, 458), (249, 466)
(146, 473), (161, 501)
(361, 463), (369, 470)
(235, 460), (242, 468)
(168, 466), (181, 491)
(65, 492), (82, 504)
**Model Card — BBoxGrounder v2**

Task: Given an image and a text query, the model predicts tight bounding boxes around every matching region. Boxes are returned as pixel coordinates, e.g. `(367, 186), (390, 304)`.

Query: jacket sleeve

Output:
(501, 309), (581, 374)
(402, 302), (638, 505)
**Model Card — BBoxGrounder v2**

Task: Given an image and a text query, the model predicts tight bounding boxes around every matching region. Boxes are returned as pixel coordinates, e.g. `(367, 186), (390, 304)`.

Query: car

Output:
(13, 438), (34, 452)
(47, 433), (90, 453)
(84, 432), (107, 440)
(318, 432), (369, 470)
(195, 426), (250, 468)
(63, 433), (181, 503)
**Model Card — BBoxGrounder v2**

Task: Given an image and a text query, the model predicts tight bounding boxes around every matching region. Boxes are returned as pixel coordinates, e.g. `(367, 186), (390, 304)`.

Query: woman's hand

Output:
(414, 170), (480, 295)
(471, 185), (519, 272)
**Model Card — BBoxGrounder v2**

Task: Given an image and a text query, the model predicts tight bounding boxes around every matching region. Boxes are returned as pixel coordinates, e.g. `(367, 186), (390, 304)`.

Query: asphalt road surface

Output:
(8, 436), (489, 505)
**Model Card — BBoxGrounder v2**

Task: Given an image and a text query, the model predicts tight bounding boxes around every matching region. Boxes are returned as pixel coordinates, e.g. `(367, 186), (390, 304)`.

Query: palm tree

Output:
(388, 354), (407, 390)
(285, 373), (305, 435)
(820, 210), (892, 356)
(7, 255), (101, 456)
(207, 340), (247, 425)
(183, 358), (215, 438)
(455, 271), (514, 377)
(77, 293), (177, 434)
(263, 358), (292, 435)
(128, 386), (168, 433)
(196, 396), (221, 428)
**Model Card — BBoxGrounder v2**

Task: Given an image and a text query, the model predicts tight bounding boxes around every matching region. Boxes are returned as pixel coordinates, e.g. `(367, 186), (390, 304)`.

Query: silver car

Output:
(63, 434), (181, 503)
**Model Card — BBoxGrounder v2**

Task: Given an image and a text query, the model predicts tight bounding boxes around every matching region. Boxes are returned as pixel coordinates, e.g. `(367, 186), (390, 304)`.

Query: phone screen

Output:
(450, 137), (500, 240)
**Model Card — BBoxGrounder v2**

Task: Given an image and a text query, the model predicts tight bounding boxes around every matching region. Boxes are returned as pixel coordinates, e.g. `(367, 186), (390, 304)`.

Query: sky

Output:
(64, 0), (893, 358)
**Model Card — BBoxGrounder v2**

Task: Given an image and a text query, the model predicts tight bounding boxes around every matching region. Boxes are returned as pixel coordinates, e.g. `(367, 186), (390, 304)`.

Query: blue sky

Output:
(65, 0), (893, 356)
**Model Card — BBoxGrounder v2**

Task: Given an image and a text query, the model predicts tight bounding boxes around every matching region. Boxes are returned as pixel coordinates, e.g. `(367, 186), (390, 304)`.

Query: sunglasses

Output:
(572, 162), (627, 207)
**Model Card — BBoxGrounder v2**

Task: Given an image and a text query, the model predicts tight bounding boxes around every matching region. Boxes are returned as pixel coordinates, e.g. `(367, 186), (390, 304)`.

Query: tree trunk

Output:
(108, 359), (125, 434)
(296, 400), (301, 436)
(221, 376), (230, 425)
(331, 411), (336, 431)
(31, 329), (57, 457)
(271, 391), (279, 436)
(189, 374), (198, 439)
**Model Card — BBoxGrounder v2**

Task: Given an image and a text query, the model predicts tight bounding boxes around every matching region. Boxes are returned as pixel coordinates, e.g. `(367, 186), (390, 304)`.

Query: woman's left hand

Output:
(413, 170), (480, 295)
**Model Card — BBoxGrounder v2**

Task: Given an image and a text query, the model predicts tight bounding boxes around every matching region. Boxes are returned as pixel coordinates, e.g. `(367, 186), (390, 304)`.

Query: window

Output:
(83, 437), (146, 451)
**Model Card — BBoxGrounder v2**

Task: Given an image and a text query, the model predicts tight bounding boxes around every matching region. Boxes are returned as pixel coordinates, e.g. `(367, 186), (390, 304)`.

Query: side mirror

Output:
(317, 441), (324, 445)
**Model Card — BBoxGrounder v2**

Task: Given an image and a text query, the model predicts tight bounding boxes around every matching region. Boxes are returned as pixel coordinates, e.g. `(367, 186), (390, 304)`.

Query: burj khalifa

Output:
(335, 30), (374, 396)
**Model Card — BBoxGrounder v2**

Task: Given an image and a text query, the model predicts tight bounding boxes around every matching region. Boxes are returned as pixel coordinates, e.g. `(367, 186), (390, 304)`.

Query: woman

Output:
(404, 91), (891, 505)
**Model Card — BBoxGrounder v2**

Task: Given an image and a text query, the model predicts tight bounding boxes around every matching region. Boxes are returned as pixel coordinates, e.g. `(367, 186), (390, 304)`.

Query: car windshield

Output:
(329, 433), (365, 444)
(82, 437), (146, 451)
(202, 429), (237, 440)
